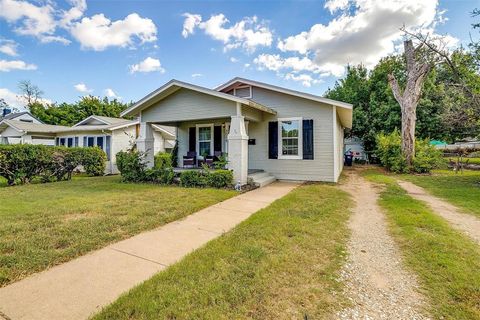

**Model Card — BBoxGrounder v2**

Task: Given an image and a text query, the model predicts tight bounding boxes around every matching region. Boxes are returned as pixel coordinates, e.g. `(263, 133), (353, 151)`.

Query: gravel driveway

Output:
(337, 170), (430, 320)
(397, 180), (480, 245)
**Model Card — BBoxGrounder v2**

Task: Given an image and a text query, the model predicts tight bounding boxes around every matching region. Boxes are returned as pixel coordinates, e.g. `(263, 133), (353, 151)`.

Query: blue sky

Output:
(0, 0), (478, 109)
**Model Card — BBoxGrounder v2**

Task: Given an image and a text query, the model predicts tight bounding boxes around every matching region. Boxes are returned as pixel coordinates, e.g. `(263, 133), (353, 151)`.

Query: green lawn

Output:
(363, 169), (480, 319)
(0, 176), (236, 287)
(93, 184), (351, 320)
(400, 170), (480, 217)
(446, 157), (480, 165)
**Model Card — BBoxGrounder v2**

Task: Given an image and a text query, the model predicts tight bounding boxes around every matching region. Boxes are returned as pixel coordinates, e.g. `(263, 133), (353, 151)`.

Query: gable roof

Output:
(216, 77), (353, 128)
(121, 79), (276, 117)
(216, 77), (353, 110)
(73, 115), (132, 127)
(0, 111), (43, 123)
(0, 119), (69, 134)
(0, 117), (137, 135)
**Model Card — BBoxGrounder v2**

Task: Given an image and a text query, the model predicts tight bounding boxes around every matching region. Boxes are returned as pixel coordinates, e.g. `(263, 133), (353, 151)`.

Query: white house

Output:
(0, 114), (176, 174)
(121, 77), (353, 185)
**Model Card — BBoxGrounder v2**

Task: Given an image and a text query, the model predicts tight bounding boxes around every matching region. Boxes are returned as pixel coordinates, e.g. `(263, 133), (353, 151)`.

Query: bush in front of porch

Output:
(116, 150), (233, 188)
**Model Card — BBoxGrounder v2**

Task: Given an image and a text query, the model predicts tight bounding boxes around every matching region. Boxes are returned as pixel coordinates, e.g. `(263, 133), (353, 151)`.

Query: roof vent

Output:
(234, 86), (252, 99)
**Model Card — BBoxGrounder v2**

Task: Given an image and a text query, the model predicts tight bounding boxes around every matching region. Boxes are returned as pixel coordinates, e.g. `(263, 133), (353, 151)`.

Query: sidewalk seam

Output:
(108, 248), (168, 267)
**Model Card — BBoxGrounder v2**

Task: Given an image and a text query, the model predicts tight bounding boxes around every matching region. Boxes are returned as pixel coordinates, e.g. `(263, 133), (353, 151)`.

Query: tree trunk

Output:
(388, 40), (431, 167)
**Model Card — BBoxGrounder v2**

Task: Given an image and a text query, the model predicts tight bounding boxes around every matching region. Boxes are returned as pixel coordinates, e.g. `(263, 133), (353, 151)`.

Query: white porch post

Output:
(228, 102), (248, 185)
(137, 121), (154, 168)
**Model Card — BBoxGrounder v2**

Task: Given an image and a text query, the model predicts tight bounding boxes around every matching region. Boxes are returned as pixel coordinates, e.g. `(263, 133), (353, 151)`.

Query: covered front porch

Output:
(137, 101), (271, 185)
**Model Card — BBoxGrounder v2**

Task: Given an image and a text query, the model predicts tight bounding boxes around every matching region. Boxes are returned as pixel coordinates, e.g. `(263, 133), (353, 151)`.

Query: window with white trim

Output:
(278, 117), (303, 159)
(196, 124), (213, 157)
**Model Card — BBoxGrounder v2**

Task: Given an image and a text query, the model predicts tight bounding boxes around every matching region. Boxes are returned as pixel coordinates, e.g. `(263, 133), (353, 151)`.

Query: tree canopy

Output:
(29, 96), (132, 126)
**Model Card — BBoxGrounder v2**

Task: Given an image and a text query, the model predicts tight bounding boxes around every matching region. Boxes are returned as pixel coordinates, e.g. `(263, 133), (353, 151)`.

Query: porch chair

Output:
(204, 155), (215, 167)
(183, 151), (197, 168)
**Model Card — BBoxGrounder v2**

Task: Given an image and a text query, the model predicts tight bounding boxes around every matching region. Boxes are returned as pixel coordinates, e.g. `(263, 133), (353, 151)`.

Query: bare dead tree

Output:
(17, 80), (43, 107)
(388, 39), (432, 166)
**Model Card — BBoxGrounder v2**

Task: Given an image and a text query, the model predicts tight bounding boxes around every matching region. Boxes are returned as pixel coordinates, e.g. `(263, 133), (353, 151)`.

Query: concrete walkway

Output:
(0, 182), (299, 320)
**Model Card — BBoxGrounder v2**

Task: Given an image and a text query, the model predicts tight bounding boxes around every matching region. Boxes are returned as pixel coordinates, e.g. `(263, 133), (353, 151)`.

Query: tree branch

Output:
(388, 73), (403, 104)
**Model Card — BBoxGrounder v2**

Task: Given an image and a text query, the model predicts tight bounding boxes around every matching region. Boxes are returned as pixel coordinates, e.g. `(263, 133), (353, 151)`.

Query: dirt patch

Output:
(397, 180), (480, 244)
(337, 170), (430, 319)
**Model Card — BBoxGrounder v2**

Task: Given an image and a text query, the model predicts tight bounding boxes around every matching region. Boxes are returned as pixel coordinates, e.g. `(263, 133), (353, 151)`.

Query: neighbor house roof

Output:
(0, 116), (138, 134)
(73, 115), (133, 127)
(0, 111), (43, 123)
(121, 79), (277, 117)
(152, 124), (176, 139)
(0, 119), (69, 134)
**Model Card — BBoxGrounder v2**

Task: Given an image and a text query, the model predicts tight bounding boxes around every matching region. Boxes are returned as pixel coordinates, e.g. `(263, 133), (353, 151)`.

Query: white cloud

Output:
(253, 53), (344, 77)
(324, 0), (349, 14)
(0, 39), (18, 56)
(191, 73), (203, 78)
(284, 73), (322, 87)
(244, 63), (250, 68)
(60, 0), (86, 28)
(181, 13), (272, 52)
(230, 57), (238, 63)
(0, 0), (57, 40)
(129, 57), (165, 74)
(277, 0), (446, 75)
(0, 59), (37, 72)
(182, 13), (201, 38)
(74, 82), (92, 93)
(0, 87), (51, 109)
(104, 88), (119, 99)
(69, 13), (157, 51)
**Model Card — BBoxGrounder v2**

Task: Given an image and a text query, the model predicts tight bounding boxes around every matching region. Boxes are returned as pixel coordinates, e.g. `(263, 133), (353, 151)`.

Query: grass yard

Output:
(401, 170), (480, 217)
(363, 169), (480, 319)
(0, 175), (236, 287)
(446, 157), (480, 165)
(93, 183), (351, 320)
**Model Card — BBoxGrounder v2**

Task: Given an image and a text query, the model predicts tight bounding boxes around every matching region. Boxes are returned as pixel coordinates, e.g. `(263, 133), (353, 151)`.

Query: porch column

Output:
(137, 121), (154, 168)
(228, 103), (248, 185)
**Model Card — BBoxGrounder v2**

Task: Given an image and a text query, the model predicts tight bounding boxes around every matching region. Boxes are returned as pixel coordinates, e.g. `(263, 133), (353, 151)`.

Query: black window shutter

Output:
(303, 119), (314, 160)
(213, 126), (222, 152)
(268, 121), (278, 159)
(188, 127), (196, 152)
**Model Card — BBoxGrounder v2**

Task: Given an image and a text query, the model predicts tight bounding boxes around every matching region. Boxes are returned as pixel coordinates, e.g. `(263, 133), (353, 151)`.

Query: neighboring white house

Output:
(0, 111), (43, 124)
(0, 114), (176, 174)
(121, 77), (353, 185)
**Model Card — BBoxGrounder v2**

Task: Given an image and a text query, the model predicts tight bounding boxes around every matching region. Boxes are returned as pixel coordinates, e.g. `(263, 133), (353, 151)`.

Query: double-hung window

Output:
(278, 117), (303, 159)
(197, 125), (213, 157)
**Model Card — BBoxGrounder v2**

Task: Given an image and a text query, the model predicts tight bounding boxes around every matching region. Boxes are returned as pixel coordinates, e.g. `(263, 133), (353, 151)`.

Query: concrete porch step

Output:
(248, 170), (277, 188)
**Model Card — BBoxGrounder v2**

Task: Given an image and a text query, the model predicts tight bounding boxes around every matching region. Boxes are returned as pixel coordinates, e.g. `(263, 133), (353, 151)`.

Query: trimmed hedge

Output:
(0, 144), (106, 185)
(180, 170), (233, 188)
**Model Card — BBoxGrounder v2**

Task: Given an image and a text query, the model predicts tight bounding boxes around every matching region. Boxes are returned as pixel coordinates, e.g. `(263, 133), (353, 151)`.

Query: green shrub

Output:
(206, 170), (233, 188)
(180, 169), (233, 188)
(180, 170), (207, 187)
(376, 130), (442, 174)
(154, 152), (172, 170)
(412, 139), (443, 173)
(116, 150), (147, 182)
(0, 145), (106, 185)
(376, 130), (408, 173)
(81, 147), (106, 176)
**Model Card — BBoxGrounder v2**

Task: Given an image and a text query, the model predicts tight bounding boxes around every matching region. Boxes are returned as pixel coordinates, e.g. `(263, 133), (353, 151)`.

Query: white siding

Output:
(141, 89), (238, 123)
(247, 87), (335, 182)
(110, 126), (136, 173)
(11, 113), (42, 124)
(333, 110), (344, 182)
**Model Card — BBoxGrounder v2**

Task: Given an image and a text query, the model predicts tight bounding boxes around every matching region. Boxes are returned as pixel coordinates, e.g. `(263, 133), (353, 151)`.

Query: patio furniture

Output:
(214, 151), (223, 161)
(205, 155), (215, 167)
(183, 151), (196, 168)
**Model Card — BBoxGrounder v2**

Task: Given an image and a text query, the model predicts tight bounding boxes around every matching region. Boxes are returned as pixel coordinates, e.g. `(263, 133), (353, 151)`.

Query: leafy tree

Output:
(30, 96), (132, 126)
